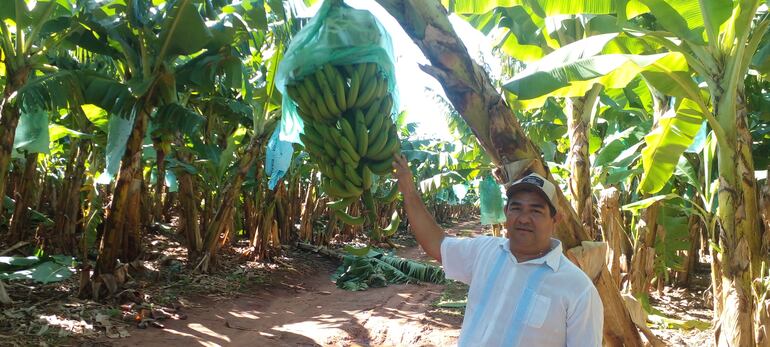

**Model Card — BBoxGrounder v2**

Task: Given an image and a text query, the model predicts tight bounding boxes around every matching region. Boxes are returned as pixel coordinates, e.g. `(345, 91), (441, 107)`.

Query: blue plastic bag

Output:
(265, 124), (295, 190)
(479, 176), (506, 225)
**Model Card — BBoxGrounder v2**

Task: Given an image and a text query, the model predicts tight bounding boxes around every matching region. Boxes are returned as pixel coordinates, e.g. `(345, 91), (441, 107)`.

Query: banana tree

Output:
(489, 1), (769, 344)
(473, 7), (622, 237)
(0, 0), (75, 223)
(65, 0), (219, 294)
(369, 1), (644, 344)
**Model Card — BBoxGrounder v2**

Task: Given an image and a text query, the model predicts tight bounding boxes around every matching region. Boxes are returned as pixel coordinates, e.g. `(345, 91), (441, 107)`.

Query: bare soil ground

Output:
(1, 217), (713, 346)
(113, 239), (463, 347)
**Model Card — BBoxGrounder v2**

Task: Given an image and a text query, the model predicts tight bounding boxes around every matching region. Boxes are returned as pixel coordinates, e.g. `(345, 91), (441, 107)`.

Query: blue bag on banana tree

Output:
(479, 175), (506, 225)
(265, 124), (295, 190)
(274, 0), (398, 144)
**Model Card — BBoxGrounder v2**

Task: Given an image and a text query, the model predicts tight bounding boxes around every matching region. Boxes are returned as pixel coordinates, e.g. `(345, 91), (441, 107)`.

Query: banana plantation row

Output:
(1, 0), (770, 346)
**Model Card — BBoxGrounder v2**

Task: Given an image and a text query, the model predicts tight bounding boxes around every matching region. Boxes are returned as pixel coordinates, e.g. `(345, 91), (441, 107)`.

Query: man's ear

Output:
(552, 211), (562, 223)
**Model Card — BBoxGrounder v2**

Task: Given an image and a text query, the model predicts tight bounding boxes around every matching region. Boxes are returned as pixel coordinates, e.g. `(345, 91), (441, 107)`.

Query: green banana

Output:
(314, 122), (332, 141)
(302, 77), (320, 98)
(362, 188), (378, 224)
(381, 210), (401, 237)
(289, 85), (310, 110)
(323, 141), (338, 160)
(327, 196), (357, 211)
(338, 136), (361, 162)
(375, 76), (388, 99)
(314, 97), (332, 120)
(363, 97), (383, 127)
(380, 182), (400, 202)
(367, 105), (386, 136)
(303, 123), (323, 143)
(379, 94), (393, 119)
(362, 165), (373, 190)
(368, 131), (399, 161)
(369, 159), (394, 175)
(343, 178), (363, 196)
(332, 164), (346, 183)
(323, 178), (351, 198)
(363, 62), (377, 82)
(340, 150), (356, 166)
(354, 75), (379, 109)
(334, 209), (365, 225)
(338, 117), (357, 149)
(296, 81), (315, 108)
(324, 64), (347, 111)
(346, 69), (361, 108)
(354, 110), (368, 157)
(345, 164), (363, 186)
(314, 68), (341, 116)
(366, 124), (389, 156)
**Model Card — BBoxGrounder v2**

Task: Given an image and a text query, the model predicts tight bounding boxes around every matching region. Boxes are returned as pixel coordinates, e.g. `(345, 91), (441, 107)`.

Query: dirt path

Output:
(116, 221), (481, 347)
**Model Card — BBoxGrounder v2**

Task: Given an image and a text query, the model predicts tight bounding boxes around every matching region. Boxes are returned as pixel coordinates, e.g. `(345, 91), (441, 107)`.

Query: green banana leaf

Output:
(13, 109), (50, 156)
(0, 255), (75, 284)
(96, 113), (135, 185)
(621, 193), (681, 213)
(444, 0), (617, 16)
(503, 33), (678, 109)
(49, 125), (91, 143)
(419, 171), (466, 195)
(81, 104), (110, 133)
(636, 0), (733, 45)
(654, 206), (690, 274)
(152, 103), (205, 138)
(639, 99), (705, 194)
(332, 249), (446, 292)
(156, 0), (213, 60)
(593, 126), (639, 167)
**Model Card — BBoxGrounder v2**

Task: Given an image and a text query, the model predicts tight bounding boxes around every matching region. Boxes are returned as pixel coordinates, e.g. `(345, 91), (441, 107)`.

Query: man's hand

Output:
(392, 154), (417, 196)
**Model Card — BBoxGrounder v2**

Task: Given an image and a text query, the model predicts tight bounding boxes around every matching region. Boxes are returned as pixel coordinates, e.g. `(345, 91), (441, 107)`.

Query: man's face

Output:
(505, 189), (557, 254)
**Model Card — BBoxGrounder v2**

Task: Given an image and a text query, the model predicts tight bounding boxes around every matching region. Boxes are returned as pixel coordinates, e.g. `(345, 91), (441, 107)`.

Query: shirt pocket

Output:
(526, 294), (551, 328)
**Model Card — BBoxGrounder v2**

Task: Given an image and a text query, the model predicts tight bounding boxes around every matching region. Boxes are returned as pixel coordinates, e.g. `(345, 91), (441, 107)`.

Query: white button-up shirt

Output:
(440, 236), (603, 347)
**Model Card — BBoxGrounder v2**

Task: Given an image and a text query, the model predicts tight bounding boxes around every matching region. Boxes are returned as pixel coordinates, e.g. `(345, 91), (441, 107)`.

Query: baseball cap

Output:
(505, 173), (557, 214)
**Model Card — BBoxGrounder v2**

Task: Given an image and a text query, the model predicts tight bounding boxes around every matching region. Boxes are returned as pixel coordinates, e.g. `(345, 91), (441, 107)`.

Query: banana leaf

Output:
(332, 249), (446, 291)
(0, 255), (75, 284)
(444, 0), (617, 16)
(639, 100), (705, 194)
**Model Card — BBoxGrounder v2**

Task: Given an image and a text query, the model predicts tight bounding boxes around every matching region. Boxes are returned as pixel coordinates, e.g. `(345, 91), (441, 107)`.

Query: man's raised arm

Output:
(392, 154), (446, 263)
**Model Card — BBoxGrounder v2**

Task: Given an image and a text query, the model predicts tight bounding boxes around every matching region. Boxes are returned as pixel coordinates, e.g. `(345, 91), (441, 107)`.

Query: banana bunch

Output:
(287, 62), (401, 230)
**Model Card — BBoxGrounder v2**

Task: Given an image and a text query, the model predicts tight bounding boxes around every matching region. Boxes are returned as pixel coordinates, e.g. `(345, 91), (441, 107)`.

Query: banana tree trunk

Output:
(8, 153), (40, 244)
(599, 187), (624, 287)
(629, 203), (659, 299)
(197, 135), (262, 272)
(758, 179), (770, 346)
(676, 215), (701, 286)
(566, 84), (602, 239)
(95, 105), (150, 277)
(761, 176), (769, 254)
(299, 171), (318, 241)
(54, 141), (89, 253)
(374, 1), (642, 344)
(177, 159), (201, 258)
(714, 88), (763, 347)
(0, 67), (30, 214)
(152, 140), (167, 224)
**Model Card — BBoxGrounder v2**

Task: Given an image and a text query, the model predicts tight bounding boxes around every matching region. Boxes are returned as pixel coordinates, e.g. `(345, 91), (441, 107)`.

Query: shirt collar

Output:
(499, 238), (563, 272)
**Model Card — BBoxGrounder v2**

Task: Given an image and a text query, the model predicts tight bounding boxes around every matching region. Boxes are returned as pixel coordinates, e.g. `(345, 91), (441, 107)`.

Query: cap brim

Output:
(505, 183), (557, 212)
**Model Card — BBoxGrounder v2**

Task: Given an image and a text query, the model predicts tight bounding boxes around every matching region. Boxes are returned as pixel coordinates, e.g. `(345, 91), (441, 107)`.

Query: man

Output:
(392, 154), (603, 346)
